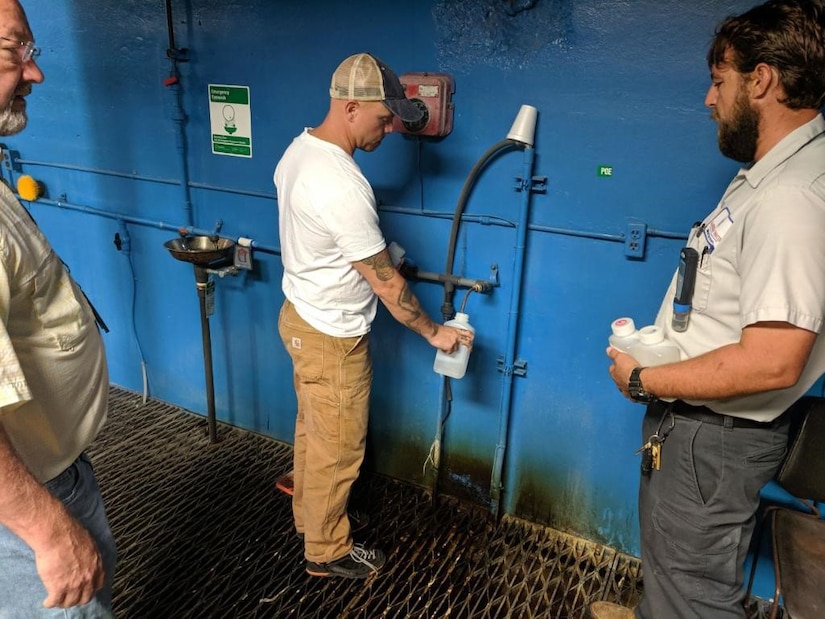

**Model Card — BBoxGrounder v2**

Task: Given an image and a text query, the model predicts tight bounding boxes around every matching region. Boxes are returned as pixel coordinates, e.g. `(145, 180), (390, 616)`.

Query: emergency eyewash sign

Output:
(209, 84), (252, 158)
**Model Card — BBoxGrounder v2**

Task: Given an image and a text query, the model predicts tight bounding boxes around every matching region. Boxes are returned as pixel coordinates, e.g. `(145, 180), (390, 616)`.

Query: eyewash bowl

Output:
(164, 235), (235, 266)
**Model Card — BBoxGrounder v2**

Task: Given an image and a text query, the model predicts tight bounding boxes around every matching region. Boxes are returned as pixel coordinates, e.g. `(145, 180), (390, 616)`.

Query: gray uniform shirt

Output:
(656, 115), (825, 422)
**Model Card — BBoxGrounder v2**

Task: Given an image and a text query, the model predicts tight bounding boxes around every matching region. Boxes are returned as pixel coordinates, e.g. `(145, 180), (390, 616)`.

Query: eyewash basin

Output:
(164, 235), (235, 266)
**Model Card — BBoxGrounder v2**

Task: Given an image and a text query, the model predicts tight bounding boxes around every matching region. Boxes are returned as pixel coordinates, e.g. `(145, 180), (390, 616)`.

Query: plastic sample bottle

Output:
(609, 317), (640, 353)
(628, 325), (681, 366)
(433, 312), (474, 379)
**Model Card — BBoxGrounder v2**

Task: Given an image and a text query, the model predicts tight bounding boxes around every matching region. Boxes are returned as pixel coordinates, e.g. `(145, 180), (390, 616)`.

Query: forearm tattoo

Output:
(360, 253), (437, 338)
(361, 253), (395, 281)
(399, 284), (437, 337)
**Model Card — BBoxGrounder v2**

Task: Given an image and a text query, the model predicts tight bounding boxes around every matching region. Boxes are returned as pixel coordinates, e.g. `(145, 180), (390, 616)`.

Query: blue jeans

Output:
(637, 402), (788, 619)
(0, 453), (116, 618)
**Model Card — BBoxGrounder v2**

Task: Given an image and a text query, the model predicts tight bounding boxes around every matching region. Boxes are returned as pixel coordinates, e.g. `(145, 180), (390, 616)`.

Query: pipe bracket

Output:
(496, 357), (528, 376)
(514, 175), (547, 193)
(205, 265), (239, 278)
(488, 264), (499, 287)
(166, 47), (189, 62)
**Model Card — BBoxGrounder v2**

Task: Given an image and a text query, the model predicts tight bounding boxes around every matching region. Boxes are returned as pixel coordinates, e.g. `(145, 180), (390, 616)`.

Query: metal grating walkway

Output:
(87, 386), (645, 618)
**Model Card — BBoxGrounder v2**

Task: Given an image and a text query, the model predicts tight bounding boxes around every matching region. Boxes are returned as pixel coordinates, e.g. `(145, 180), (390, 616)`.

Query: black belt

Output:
(661, 399), (783, 430)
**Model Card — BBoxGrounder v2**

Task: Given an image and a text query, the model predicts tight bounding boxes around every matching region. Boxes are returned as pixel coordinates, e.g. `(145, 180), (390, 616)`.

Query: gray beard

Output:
(0, 106), (27, 137)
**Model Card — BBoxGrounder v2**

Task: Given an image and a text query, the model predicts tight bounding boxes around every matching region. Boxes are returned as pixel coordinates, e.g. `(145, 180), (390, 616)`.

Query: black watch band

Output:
(628, 366), (655, 403)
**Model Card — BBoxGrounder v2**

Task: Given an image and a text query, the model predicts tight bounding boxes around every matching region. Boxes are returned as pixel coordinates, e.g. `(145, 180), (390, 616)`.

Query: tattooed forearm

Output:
(354, 250), (440, 342)
(397, 283), (420, 316)
(398, 284), (438, 337)
(361, 253), (395, 282)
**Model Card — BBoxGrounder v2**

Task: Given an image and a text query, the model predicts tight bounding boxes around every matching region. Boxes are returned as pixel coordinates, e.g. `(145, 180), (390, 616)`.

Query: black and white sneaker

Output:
(305, 545), (386, 579)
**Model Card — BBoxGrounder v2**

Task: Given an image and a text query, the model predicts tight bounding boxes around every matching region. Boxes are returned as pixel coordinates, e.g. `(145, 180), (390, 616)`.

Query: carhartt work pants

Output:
(278, 300), (372, 564)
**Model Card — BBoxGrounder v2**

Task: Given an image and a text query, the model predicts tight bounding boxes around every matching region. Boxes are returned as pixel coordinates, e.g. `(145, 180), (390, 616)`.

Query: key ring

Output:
(654, 402), (675, 442)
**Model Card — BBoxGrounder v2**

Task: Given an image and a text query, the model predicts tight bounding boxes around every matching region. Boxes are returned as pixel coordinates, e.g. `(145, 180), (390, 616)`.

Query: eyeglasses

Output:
(0, 35), (40, 64)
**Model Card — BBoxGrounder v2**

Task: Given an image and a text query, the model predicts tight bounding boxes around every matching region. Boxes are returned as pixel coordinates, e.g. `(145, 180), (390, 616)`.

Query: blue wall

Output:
(10, 0), (771, 559)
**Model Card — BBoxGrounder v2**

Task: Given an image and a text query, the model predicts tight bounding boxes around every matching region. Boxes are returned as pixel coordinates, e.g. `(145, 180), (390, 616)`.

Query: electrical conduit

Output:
(164, 0), (193, 228)
(40, 195), (281, 255)
(490, 145), (535, 519)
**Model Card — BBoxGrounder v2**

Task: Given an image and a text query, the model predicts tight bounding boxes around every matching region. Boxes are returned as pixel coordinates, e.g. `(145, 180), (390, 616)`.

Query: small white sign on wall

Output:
(209, 84), (252, 158)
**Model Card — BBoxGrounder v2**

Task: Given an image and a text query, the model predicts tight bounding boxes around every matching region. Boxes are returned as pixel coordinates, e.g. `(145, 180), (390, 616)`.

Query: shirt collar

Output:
(741, 114), (825, 187)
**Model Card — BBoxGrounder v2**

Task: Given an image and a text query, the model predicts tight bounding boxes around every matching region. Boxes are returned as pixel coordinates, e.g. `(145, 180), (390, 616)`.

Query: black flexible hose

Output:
(441, 139), (518, 320)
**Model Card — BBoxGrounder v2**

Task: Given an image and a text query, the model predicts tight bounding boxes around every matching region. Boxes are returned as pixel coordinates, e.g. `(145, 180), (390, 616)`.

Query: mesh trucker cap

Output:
(329, 53), (424, 124)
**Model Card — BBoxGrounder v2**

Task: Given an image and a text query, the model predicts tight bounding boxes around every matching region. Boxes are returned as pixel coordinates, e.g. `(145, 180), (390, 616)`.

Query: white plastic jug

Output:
(433, 312), (474, 379)
(609, 317), (640, 353)
(628, 325), (681, 366)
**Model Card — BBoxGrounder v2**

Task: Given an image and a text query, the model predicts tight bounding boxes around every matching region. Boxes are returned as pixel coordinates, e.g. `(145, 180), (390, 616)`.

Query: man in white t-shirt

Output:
(594, 1), (825, 618)
(274, 52), (472, 579)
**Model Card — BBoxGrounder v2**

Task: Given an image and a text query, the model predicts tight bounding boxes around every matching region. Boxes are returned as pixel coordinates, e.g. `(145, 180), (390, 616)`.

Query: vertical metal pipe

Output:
(195, 266), (217, 443)
(490, 146), (535, 518)
(165, 0), (177, 51)
(167, 81), (193, 228)
(426, 376), (451, 504)
(164, 0), (193, 227)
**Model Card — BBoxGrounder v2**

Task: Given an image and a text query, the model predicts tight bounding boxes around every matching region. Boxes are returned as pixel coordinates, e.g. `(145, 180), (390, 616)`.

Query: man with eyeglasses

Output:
(0, 1), (116, 617)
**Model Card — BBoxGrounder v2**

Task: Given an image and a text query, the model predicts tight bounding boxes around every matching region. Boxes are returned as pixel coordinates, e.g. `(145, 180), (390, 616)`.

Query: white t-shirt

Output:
(274, 129), (386, 337)
(0, 182), (108, 482)
(656, 115), (825, 422)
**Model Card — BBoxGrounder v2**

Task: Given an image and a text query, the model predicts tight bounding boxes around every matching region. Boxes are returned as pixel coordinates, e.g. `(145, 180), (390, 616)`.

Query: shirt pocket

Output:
(692, 245), (712, 313)
(31, 257), (87, 351)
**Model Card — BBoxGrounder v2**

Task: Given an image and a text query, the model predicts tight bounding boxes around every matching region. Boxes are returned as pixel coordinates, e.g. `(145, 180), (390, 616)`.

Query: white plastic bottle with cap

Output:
(609, 317), (640, 353)
(627, 325), (681, 366)
(433, 312), (474, 379)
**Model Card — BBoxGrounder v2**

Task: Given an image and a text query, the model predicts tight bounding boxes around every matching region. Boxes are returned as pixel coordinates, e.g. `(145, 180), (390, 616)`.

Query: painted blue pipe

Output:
(424, 375), (451, 502)
(381, 204), (687, 243)
(166, 77), (193, 228)
(12, 157), (277, 202)
(34, 195), (281, 255)
(490, 145), (536, 519)
(163, 0), (194, 228)
(14, 159), (180, 186)
(9, 155), (688, 242)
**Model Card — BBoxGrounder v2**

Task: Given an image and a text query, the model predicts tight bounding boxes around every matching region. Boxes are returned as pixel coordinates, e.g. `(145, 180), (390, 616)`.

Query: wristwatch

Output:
(628, 366), (655, 403)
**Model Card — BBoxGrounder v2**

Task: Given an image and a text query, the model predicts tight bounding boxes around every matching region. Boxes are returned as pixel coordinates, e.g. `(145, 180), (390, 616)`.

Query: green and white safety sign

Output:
(209, 84), (252, 158)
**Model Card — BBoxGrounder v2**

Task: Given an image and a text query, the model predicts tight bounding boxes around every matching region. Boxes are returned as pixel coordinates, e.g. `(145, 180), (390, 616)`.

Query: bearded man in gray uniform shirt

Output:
(594, 1), (825, 618)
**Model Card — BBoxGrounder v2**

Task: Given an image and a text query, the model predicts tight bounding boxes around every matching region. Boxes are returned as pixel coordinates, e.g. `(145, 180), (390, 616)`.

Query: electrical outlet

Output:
(624, 222), (647, 259)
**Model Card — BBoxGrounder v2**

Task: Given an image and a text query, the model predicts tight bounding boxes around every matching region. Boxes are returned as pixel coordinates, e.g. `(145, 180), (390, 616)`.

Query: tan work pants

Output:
(278, 300), (372, 563)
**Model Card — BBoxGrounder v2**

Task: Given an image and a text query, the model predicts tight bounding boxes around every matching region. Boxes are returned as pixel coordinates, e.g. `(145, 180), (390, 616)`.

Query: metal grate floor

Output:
(87, 386), (645, 618)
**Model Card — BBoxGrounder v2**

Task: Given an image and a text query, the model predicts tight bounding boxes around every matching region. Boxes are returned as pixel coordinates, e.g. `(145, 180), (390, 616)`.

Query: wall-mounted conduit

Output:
(2, 151), (687, 246)
(8, 156), (277, 202)
(164, 0), (193, 227)
(32, 195), (281, 256)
